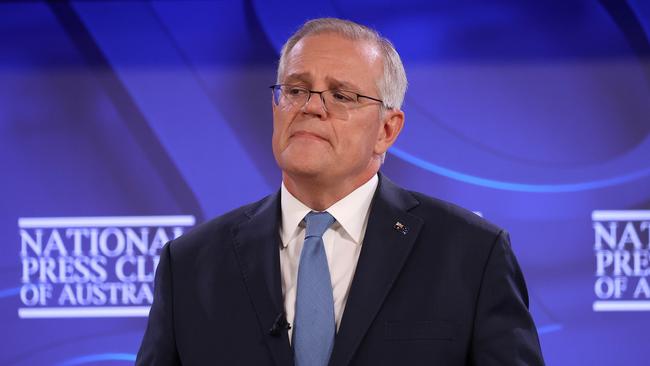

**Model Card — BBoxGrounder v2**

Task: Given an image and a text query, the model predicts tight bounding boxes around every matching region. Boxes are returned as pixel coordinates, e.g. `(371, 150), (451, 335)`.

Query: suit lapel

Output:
(232, 193), (293, 366)
(328, 175), (423, 366)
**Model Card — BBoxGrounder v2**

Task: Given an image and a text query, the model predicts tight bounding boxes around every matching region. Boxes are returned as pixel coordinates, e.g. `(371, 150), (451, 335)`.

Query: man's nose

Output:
(301, 92), (327, 118)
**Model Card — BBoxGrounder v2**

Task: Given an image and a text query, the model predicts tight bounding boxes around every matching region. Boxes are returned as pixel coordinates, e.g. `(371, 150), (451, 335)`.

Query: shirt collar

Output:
(280, 174), (379, 247)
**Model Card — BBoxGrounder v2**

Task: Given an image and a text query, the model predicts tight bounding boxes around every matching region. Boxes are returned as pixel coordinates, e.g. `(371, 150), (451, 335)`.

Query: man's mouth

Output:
(290, 131), (328, 142)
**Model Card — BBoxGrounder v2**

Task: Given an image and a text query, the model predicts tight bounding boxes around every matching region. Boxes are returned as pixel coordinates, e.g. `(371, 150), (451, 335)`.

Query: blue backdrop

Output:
(2, 1), (650, 365)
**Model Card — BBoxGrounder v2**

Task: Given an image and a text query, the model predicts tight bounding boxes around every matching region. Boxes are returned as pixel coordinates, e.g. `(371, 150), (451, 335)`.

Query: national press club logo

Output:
(18, 215), (195, 318)
(592, 210), (650, 312)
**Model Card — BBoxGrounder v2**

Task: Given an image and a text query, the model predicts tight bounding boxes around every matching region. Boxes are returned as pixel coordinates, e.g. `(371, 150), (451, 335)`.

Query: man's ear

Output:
(374, 109), (404, 155)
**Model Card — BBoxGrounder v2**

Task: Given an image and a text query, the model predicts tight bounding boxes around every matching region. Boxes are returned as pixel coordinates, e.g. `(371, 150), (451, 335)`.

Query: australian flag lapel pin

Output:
(393, 221), (409, 235)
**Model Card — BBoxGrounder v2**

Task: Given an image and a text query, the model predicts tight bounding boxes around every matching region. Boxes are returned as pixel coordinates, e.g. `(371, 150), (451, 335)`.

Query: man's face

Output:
(272, 33), (401, 186)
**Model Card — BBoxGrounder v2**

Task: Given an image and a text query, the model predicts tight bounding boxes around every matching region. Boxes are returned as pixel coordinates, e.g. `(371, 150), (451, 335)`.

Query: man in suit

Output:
(137, 18), (545, 365)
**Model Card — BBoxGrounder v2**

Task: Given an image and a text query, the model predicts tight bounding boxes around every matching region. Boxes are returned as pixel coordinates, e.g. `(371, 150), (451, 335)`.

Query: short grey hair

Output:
(276, 18), (407, 110)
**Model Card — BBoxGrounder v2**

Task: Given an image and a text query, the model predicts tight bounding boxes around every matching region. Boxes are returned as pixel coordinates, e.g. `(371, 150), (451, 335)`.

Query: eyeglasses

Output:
(270, 84), (383, 118)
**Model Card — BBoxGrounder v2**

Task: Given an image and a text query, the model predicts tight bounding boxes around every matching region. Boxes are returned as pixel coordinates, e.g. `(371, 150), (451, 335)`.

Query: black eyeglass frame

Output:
(269, 84), (384, 107)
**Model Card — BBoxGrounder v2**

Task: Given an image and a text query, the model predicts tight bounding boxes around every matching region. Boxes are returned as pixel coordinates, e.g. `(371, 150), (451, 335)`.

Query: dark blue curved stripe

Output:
(56, 353), (136, 366)
(49, 2), (206, 223)
(390, 147), (650, 193)
(0, 286), (20, 299)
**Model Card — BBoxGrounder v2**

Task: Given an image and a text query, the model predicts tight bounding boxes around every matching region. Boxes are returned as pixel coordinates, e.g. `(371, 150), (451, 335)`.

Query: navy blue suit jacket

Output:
(137, 175), (544, 365)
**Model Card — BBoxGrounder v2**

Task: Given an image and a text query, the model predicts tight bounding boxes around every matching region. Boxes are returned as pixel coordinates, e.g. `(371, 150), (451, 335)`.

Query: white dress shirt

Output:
(279, 174), (378, 342)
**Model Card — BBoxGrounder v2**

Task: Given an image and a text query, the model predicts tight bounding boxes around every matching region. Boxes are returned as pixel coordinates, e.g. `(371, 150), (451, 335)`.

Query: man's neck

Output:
(282, 171), (378, 211)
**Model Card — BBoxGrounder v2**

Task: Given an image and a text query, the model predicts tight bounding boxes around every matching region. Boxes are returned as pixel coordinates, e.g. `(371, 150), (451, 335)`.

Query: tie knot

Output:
(304, 211), (335, 238)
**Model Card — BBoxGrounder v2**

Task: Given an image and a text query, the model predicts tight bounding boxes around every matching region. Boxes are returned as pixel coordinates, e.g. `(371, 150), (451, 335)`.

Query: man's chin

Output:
(278, 158), (333, 181)
(281, 164), (326, 179)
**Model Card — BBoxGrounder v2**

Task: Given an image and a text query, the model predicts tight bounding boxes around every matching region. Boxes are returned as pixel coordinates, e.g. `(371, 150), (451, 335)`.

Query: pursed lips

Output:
(290, 130), (329, 142)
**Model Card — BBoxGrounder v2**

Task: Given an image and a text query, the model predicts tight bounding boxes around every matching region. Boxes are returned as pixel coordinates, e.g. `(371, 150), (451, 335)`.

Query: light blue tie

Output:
(294, 211), (336, 366)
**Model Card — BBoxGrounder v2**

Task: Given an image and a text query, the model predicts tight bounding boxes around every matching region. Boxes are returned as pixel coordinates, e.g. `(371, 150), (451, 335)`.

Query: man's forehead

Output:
(282, 33), (382, 90)
(290, 33), (381, 62)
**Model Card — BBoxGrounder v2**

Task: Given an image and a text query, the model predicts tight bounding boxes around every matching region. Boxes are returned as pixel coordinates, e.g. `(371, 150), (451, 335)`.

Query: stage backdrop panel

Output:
(1, 1), (649, 365)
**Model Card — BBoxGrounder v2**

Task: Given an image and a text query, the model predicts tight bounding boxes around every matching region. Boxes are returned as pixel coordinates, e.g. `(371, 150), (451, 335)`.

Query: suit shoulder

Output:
(168, 194), (274, 255)
(407, 190), (504, 238)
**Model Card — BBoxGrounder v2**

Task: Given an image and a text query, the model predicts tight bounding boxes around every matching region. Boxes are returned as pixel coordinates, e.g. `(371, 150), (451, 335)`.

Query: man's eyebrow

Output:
(325, 77), (362, 92)
(283, 74), (364, 92)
